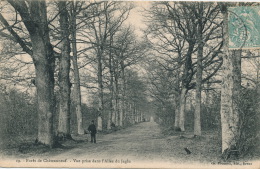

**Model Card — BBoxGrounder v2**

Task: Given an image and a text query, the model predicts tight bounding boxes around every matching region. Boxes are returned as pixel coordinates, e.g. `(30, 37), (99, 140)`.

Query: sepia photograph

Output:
(0, 0), (259, 168)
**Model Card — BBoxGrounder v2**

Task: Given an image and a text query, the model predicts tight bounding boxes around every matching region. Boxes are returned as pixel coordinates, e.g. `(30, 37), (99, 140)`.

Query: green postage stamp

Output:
(228, 6), (260, 50)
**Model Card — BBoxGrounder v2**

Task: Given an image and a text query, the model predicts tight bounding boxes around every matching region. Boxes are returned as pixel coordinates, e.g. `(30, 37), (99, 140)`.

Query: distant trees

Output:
(110, 27), (147, 126)
(146, 61), (176, 126)
(77, 1), (147, 129)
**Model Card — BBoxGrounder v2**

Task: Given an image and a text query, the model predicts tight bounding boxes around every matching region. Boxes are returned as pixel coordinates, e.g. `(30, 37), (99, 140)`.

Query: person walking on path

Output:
(88, 120), (97, 143)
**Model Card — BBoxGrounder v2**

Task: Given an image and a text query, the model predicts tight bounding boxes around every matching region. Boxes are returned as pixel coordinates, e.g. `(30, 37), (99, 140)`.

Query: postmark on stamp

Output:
(228, 6), (260, 50)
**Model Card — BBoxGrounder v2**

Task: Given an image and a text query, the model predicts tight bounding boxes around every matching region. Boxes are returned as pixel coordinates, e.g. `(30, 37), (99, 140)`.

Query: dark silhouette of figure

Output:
(184, 147), (191, 154)
(88, 120), (97, 143)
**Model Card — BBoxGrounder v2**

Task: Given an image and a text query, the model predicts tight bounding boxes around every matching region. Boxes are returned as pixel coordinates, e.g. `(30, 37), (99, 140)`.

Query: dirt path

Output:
(35, 121), (191, 167)
(2, 122), (258, 168)
(53, 121), (173, 162)
(38, 121), (220, 168)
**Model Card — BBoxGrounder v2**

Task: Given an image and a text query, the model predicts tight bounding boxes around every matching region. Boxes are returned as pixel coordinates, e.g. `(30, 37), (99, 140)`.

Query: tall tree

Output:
(107, 34), (114, 129)
(57, 1), (72, 139)
(219, 3), (241, 156)
(69, 1), (84, 135)
(2, 0), (56, 146)
(194, 2), (203, 136)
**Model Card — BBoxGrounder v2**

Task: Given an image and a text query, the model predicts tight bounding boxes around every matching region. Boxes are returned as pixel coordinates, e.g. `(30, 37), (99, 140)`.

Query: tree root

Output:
(221, 146), (239, 160)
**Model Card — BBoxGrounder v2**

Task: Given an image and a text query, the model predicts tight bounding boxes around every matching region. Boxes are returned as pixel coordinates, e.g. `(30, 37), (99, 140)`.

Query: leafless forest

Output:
(0, 1), (259, 166)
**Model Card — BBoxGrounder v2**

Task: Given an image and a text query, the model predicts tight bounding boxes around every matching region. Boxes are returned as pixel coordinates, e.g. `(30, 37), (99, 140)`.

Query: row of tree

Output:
(0, 1), (148, 147)
(145, 1), (223, 133)
(144, 2), (259, 158)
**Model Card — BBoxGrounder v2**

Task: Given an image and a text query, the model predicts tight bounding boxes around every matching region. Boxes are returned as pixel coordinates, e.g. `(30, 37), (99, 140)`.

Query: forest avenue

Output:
(32, 121), (222, 168)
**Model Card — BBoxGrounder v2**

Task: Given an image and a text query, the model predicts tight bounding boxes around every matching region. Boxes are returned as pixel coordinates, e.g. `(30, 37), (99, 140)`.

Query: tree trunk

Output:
(205, 82), (210, 128)
(179, 87), (187, 131)
(131, 103), (134, 124)
(194, 2), (203, 136)
(111, 64), (117, 125)
(119, 61), (125, 127)
(220, 5), (241, 156)
(97, 52), (104, 131)
(174, 52), (182, 130)
(108, 44), (114, 129)
(136, 110), (138, 123)
(71, 6), (84, 135)
(119, 98), (123, 126)
(97, 115), (102, 131)
(57, 1), (72, 139)
(30, 2), (55, 146)
(179, 39), (194, 132)
(135, 110), (137, 123)
(115, 96), (119, 126)
(129, 103), (132, 124)
(174, 93), (180, 129)
(257, 54), (260, 125)
(34, 41), (55, 146)
(107, 98), (112, 130)
(112, 98), (116, 124)
(257, 56), (260, 139)
(6, 0), (56, 146)
(134, 103), (137, 123)
(114, 68), (119, 126)
(111, 65), (117, 125)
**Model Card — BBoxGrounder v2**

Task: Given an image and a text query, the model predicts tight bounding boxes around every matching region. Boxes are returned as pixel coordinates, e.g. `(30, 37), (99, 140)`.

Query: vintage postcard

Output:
(0, 0), (259, 168)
